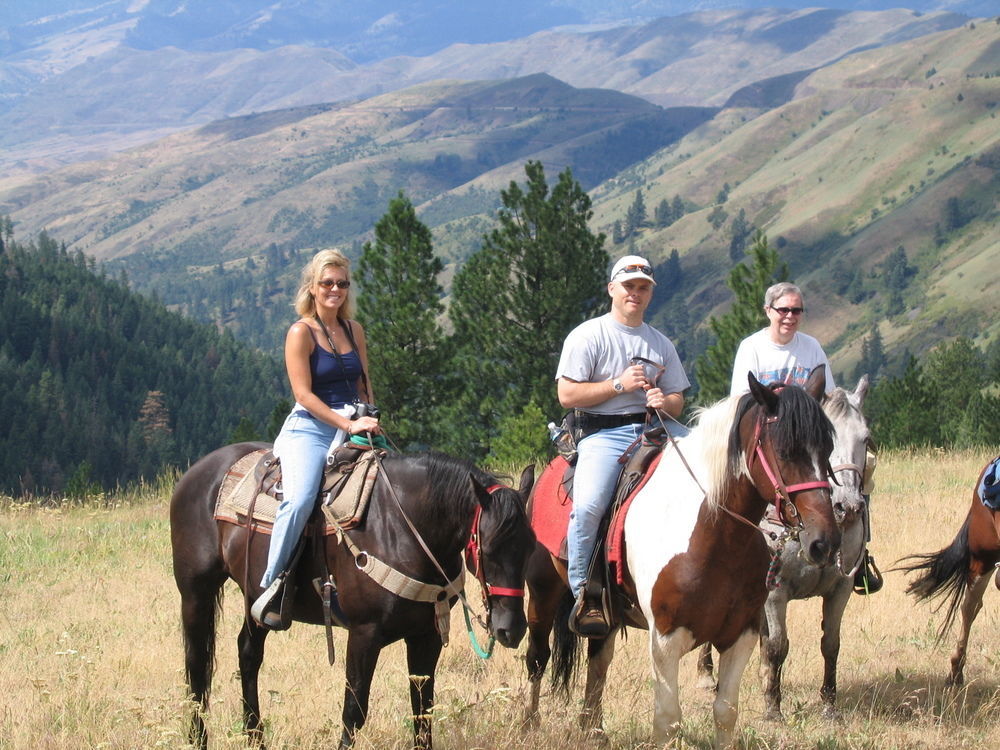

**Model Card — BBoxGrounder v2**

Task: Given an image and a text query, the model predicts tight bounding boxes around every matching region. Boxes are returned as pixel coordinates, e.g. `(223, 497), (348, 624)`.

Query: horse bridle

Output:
(465, 485), (526, 613)
(746, 412), (832, 530)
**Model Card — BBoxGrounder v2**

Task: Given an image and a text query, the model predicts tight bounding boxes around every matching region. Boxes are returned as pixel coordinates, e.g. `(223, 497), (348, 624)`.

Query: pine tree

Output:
(654, 198), (673, 227)
(854, 326), (885, 381)
(867, 355), (938, 447)
(728, 208), (752, 263)
(671, 195), (685, 223)
(625, 189), (646, 235)
(694, 231), (788, 403)
(356, 192), (445, 450)
(445, 161), (608, 456)
(612, 219), (624, 244)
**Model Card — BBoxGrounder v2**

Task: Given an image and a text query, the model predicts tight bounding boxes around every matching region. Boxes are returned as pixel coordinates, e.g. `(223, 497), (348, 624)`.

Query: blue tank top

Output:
(308, 324), (363, 408)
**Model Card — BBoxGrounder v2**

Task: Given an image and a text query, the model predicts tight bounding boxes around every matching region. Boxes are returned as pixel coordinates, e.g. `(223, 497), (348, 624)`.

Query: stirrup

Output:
(853, 552), (883, 595)
(251, 575), (290, 630)
(569, 587), (610, 638)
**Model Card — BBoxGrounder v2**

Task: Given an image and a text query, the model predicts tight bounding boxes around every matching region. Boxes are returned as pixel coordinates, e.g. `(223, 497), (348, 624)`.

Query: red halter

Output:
(465, 485), (525, 598)
(747, 414), (831, 528)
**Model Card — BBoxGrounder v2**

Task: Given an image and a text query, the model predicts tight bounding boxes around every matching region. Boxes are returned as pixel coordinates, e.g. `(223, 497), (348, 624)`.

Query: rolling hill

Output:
(588, 21), (1000, 376)
(0, 21), (997, 382)
(0, 7), (972, 173)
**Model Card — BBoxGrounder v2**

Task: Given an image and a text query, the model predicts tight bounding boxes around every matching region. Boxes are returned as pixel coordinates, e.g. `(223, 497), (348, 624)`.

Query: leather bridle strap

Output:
(466, 489), (525, 598)
(748, 415), (830, 528)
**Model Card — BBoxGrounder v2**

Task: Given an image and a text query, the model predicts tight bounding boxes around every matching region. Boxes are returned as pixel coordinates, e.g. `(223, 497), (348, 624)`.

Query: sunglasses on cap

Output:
(613, 263), (654, 279)
(317, 279), (350, 289)
(770, 305), (804, 316)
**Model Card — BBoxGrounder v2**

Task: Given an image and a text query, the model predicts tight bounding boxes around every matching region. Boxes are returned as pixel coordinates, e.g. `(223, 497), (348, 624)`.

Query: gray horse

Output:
(697, 376), (871, 720)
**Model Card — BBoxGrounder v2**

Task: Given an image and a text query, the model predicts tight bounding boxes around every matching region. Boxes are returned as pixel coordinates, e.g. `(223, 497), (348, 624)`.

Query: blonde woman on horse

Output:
(252, 248), (381, 627)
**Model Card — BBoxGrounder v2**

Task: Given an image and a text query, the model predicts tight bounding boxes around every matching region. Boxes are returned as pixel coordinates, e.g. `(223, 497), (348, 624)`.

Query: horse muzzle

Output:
(797, 526), (841, 568)
(489, 601), (527, 648)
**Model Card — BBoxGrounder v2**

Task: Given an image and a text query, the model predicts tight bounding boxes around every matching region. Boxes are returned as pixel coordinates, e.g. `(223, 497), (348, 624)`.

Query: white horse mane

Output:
(687, 394), (745, 511)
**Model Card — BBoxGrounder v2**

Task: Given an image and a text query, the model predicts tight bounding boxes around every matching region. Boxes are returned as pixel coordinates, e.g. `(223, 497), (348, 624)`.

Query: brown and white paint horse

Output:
(697, 376), (872, 720)
(524, 369), (840, 748)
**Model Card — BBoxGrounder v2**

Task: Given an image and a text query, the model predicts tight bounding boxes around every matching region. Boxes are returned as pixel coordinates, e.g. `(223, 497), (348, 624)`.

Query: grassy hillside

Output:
(0, 24), (997, 370)
(0, 8), (968, 172)
(2, 449), (998, 748)
(589, 21), (1000, 377)
(0, 74), (712, 352)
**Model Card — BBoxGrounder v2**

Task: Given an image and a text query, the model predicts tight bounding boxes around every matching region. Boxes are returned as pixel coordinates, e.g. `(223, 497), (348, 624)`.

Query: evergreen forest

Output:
(0, 223), (285, 496)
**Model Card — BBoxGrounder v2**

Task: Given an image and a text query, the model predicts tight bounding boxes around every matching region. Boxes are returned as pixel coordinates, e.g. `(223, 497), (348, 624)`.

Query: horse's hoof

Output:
(821, 705), (843, 723)
(763, 709), (784, 723)
(584, 726), (610, 747)
(520, 710), (540, 731)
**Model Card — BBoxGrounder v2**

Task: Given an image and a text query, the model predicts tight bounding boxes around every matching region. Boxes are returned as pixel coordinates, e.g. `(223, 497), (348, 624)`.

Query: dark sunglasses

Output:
(614, 263), (654, 279)
(317, 279), (350, 289)
(770, 306), (804, 316)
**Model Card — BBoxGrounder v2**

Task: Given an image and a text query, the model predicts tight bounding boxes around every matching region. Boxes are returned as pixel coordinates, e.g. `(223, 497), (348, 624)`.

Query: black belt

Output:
(574, 411), (647, 430)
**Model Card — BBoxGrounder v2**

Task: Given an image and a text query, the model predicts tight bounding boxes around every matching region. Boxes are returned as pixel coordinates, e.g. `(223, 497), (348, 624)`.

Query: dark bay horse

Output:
(895, 456), (1000, 686)
(170, 442), (536, 749)
(524, 370), (839, 748)
(697, 376), (872, 720)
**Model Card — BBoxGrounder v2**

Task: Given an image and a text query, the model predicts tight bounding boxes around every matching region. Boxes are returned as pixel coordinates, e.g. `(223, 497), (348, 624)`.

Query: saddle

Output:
(979, 454), (1000, 510)
(531, 427), (667, 631)
(214, 443), (383, 534)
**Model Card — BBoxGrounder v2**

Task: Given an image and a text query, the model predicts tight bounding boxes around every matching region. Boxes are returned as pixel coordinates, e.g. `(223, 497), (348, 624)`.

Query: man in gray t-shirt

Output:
(556, 254), (690, 637)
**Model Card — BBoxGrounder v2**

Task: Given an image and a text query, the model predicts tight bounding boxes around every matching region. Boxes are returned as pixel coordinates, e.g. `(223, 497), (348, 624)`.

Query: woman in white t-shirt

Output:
(729, 282), (882, 594)
(730, 282), (833, 396)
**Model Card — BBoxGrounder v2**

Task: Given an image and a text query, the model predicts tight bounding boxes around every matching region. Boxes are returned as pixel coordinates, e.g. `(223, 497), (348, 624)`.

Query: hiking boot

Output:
(569, 591), (610, 639)
(251, 575), (289, 630)
(853, 552), (884, 595)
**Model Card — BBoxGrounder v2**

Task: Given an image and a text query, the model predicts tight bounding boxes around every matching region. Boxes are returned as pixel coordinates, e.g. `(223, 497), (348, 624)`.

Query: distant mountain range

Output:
(0, 4), (997, 383)
(0, 3), (980, 172)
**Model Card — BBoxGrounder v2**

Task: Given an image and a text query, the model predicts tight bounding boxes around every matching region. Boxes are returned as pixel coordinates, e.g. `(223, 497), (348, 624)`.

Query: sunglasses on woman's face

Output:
(770, 305), (803, 316)
(317, 279), (350, 289)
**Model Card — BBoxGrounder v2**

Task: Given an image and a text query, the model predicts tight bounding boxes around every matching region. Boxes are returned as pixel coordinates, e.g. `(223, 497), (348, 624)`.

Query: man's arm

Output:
(558, 364), (649, 409)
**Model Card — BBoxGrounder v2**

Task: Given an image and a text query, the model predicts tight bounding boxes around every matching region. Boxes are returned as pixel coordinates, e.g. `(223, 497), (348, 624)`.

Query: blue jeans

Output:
(566, 418), (690, 597)
(567, 422), (644, 597)
(260, 411), (338, 587)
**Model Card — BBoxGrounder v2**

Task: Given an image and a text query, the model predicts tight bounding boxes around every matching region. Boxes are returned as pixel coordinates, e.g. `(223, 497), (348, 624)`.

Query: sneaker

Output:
(251, 576), (288, 630)
(853, 552), (884, 595)
(569, 592), (610, 638)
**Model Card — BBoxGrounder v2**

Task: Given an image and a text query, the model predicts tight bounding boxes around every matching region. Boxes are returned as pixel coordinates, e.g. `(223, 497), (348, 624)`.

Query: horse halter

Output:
(747, 411), (831, 529)
(465, 485), (526, 610)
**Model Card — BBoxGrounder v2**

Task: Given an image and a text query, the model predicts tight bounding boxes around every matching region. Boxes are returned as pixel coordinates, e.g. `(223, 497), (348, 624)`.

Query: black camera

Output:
(354, 402), (381, 419)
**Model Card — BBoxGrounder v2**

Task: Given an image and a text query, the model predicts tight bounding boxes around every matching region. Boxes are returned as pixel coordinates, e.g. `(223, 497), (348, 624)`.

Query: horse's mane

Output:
(394, 451), (525, 542)
(688, 395), (744, 511)
(823, 387), (855, 421)
(688, 385), (834, 510)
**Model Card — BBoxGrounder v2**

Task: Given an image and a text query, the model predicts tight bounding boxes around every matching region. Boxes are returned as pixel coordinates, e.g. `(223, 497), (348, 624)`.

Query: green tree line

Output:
(0, 227), (284, 495)
(4, 156), (995, 496)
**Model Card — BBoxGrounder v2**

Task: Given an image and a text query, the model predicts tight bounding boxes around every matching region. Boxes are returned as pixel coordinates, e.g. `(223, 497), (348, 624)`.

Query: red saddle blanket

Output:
(530, 452), (662, 585)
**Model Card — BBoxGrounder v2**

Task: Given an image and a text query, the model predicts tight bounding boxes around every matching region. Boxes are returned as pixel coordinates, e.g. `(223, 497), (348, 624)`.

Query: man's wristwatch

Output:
(612, 378), (624, 393)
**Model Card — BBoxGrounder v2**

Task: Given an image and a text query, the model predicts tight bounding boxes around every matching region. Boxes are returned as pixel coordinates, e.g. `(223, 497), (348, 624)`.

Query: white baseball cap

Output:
(610, 255), (655, 285)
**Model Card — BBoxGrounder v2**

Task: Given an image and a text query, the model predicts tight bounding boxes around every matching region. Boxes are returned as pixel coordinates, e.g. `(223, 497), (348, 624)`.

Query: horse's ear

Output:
(804, 365), (826, 400)
(748, 372), (779, 411)
(854, 374), (870, 405)
(518, 464), (535, 501)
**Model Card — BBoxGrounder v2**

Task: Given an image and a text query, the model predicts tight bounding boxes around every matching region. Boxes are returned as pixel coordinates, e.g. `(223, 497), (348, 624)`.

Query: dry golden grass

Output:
(1, 449), (998, 749)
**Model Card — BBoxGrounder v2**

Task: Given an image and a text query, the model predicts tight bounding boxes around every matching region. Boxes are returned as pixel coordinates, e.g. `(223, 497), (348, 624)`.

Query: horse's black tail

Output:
(550, 589), (580, 697)
(894, 514), (971, 640)
(180, 583), (225, 718)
